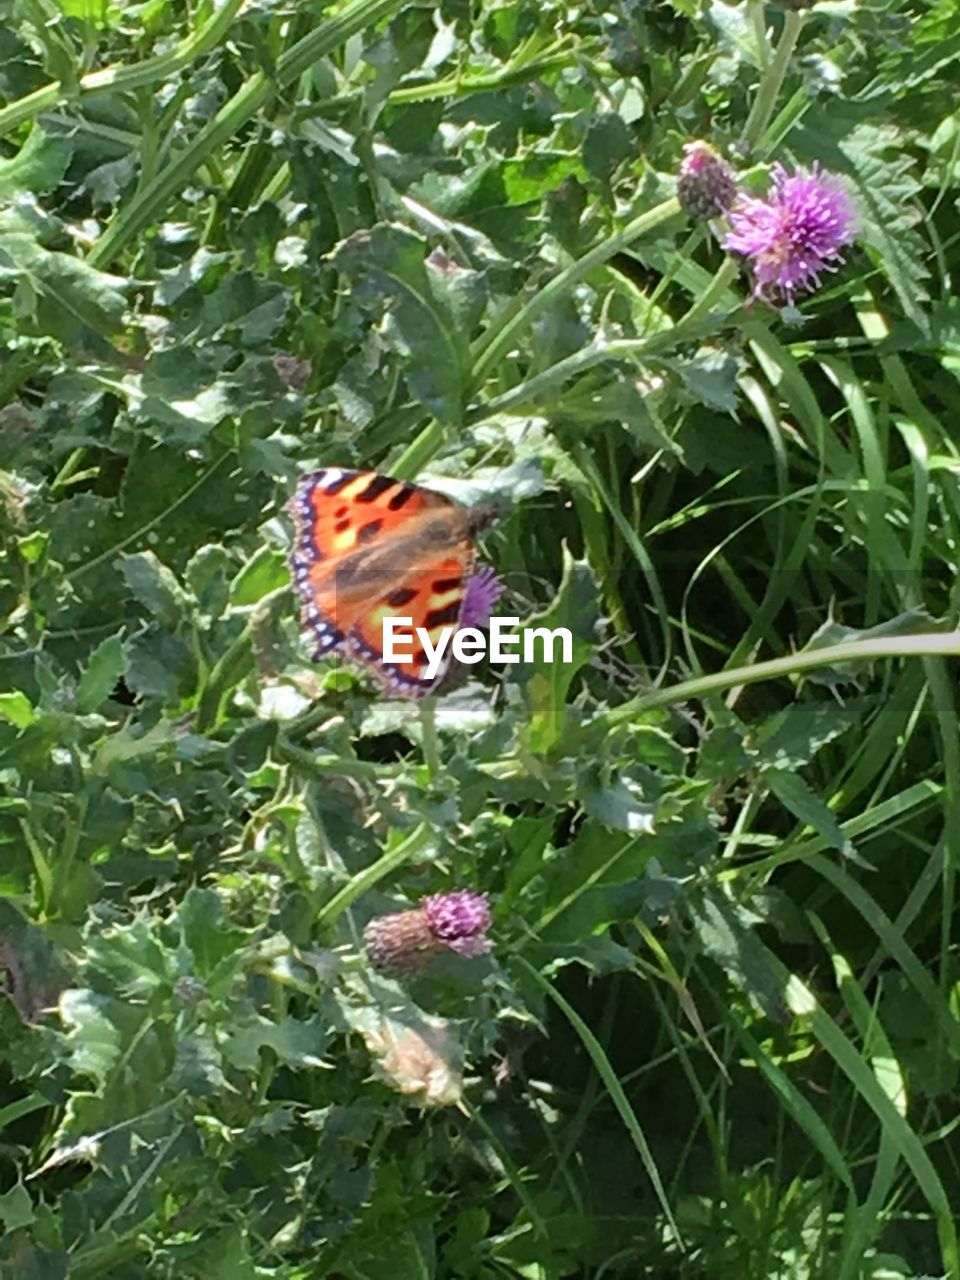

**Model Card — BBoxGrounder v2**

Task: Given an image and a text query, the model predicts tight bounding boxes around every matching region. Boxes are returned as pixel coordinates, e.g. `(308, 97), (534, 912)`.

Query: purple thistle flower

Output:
(423, 890), (492, 957)
(460, 565), (504, 630)
(722, 163), (858, 305)
(677, 141), (738, 218)
(364, 890), (492, 974)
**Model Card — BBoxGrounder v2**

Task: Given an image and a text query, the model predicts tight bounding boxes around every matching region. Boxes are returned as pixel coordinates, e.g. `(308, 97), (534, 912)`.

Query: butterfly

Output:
(288, 467), (498, 697)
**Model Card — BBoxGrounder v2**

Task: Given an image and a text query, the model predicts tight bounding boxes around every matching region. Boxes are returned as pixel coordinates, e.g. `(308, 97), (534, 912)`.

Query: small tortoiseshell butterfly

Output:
(289, 468), (497, 697)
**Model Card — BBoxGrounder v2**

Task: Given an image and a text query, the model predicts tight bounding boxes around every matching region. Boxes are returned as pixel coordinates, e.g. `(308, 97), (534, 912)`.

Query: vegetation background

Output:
(2, 0), (960, 1275)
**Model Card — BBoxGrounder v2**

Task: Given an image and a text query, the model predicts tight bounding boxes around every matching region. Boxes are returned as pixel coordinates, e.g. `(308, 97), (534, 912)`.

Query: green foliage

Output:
(2, 0), (960, 1276)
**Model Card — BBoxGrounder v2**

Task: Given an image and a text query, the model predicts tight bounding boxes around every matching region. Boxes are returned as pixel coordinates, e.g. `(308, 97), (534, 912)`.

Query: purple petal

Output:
(445, 934), (493, 958)
(460, 566), (504, 630)
(677, 141), (738, 217)
(722, 163), (858, 304)
(423, 890), (492, 949)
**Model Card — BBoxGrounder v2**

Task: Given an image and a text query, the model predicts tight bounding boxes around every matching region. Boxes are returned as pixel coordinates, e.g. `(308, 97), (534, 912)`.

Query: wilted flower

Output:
(677, 141), (739, 218)
(272, 353), (312, 390)
(461, 565), (505, 630)
(360, 1011), (464, 1108)
(364, 890), (492, 975)
(722, 163), (858, 304)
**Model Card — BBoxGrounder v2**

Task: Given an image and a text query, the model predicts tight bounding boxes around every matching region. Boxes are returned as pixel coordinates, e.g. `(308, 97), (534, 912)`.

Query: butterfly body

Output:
(289, 467), (496, 696)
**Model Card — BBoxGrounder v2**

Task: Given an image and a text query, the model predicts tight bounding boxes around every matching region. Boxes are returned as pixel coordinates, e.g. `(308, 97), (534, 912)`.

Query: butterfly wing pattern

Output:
(289, 467), (496, 697)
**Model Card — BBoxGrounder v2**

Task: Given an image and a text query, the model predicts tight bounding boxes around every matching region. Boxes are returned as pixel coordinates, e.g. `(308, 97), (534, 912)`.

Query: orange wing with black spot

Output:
(288, 468), (488, 697)
(345, 548), (478, 695)
(291, 468), (451, 566)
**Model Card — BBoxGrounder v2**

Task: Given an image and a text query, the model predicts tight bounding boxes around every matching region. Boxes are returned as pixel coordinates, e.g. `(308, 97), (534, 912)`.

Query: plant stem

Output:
(748, 0), (772, 72)
(88, 0), (406, 267)
(590, 631), (960, 736)
(418, 697), (441, 779)
(389, 43), (579, 103)
(194, 585), (288, 733)
(314, 822), (433, 932)
(470, 197), (682, 387)
(394, 196), (684, 478)
(391, 419), (445, 480)
(276, 736), (399, 781)
(50, 792), (89, 919)
(0, 0), (246, 138)
(18, 817), (53, 914)
(741, 9), (804, 152)
(466, 316), (730, 424)
(675, 256), (741, 326)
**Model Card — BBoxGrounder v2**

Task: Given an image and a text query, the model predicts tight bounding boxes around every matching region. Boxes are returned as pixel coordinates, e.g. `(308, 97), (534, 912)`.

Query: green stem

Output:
(419, 697), (441, 779)
(748, 0), (772, 72)
(260, 161), (292, 203)
(50, 446), (88, 491)
(289, 34), (598, 120)
(590, 631), (960, 737)
(0, 0), (246, 138)
(194, 585), (288, 733)
(18, 818), (53, 914)
(741, 9), (804, 151)
(467, 323), (724, 424)
(88, 0), (406, 267)
(389, 44), (579, 103)
(675, 256), (741, 326)
(471, 343), (621, 420)
(391, 419), (445, 480)
(276, 736), (399, 781)
(394, 197), (685, 478)
(284, 702), (337, 742)
(50, 792), (89, 918)
(314, 822), (433, 932)
(470, 197), (682, 388)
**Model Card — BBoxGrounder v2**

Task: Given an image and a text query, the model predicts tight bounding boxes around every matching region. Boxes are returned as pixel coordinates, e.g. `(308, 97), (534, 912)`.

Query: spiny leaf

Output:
(689, 890), (788, 1024)
(752, 698), (869, 769)
(76, 633), (124, 713)
(790, 111), (931, 334)
(0, 126), (71, 198)
(332, 223), (482, 425)
(515, 546), (602, 755)
(766, 768), (861, 862)
(0, 207), (128, 350)
(0, 690), (36, 728)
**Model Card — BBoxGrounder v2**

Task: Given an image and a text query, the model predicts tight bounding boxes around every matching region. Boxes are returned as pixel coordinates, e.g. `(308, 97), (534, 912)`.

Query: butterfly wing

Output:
(347, 545), (476, 696)
(289, 468), (472, 695)
(291, 468), (452, 567)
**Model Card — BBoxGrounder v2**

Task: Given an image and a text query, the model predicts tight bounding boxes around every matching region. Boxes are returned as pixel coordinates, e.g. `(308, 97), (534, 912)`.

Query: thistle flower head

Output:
(722, 163), (858, 304)
(423, 890), (492, 957)
(460, 565), (505, 630)
(364, 890), (492, 974)
(677, 141), (738, 218)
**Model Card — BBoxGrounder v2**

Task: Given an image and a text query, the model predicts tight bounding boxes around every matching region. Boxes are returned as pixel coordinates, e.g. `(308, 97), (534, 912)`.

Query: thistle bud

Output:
(363, 890), (492, 975)
(677, 141), (739, 218)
